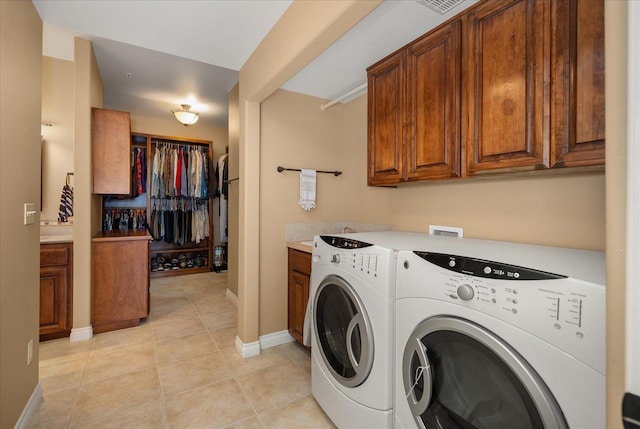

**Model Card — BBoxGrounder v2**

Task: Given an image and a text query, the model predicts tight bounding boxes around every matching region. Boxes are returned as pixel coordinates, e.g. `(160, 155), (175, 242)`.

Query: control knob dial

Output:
(331, 253), (341, 264)
(457, 284), (474, 301)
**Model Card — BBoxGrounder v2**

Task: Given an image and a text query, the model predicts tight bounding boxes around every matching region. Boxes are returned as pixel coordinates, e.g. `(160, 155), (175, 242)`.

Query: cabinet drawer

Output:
(289, 248), (311, 275)
(41, 243), (71, 267)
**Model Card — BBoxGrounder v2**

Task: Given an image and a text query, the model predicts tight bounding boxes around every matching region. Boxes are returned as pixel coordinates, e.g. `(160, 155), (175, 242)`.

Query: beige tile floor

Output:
(31, 272), (336, 429)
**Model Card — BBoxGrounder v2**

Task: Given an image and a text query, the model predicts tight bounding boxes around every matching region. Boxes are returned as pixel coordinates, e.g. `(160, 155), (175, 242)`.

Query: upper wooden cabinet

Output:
(368, 20), (461, 185)
(366, 0), (604, 186)
(367, 51), (405, 185)
(407, 20), (462, 181)
(464, 0), (548, 175)
(550, 0), (605, 167)
(92, 107), (131, 194)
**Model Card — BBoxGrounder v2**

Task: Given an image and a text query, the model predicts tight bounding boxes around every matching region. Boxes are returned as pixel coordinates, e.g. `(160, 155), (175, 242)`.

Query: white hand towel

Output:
(299, 169), (317, 210)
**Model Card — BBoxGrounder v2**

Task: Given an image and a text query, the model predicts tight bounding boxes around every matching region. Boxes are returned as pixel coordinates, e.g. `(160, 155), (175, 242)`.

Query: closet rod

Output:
(320, 82), (367, 111)
(277, 166), (342, 176)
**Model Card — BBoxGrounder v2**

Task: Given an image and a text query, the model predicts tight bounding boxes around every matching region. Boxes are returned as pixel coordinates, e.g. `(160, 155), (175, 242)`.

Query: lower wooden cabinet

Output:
(288, 248), (311, 347)
(40, 242), (73, 341)
(92, 231), (151, 334)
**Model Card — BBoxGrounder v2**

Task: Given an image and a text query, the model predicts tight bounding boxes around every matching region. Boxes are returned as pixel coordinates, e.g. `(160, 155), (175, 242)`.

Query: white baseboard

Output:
(233, 330), (295, 359)
(70, 326), (93, 342)
(235, 336), (260, 358)
(225, 289), (238, 306)
(14, 383), (42, 429)
(259, 330), (295, 349)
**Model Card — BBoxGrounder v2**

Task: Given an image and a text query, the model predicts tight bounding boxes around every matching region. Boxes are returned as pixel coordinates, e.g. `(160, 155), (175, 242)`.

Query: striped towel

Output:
(57, 184), (73, 222)
(299, 169), (317, 211)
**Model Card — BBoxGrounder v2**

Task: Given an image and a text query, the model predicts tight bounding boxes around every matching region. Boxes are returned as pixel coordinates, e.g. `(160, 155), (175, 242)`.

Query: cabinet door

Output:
(550, 0), (605, 167)
(288, 249), (311, 346)
(92, 107), (131, 194)
(288, 270), (310, 345)
(406, 20), (461, 181)
(40, 265), (71, 340)
(92, 239), (149, 333)
(464, 0), (549, 175)
(367, 52), (406, 185)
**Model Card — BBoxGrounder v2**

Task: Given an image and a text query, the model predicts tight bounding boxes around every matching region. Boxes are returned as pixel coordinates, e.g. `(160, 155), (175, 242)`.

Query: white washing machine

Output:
(394, 236), (606, 429)
(306, 233), (398, 429)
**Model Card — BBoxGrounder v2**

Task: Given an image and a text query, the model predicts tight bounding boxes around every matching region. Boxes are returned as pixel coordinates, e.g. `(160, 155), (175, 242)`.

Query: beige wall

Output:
(130, 115), (228, 153)
(259, 90), (350, 335)
(73, 38), (103, 331)
(341, 94), (605, 251)
(605, 2), (627, 428)
(228, 85), (239, 297)
(41, 57), (74, 221)
(258, 88), (605, 337)
(238, 0), (381, 346)
(0, 1), (42, 427)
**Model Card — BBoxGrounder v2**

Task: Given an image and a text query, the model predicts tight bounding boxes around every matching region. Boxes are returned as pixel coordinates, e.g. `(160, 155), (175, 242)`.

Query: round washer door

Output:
(314, 274), (374, 388)
(402, 316), (567, 429)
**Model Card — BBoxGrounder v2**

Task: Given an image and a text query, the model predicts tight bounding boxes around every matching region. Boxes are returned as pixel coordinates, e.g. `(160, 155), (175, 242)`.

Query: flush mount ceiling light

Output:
(172, 104), (199, 126)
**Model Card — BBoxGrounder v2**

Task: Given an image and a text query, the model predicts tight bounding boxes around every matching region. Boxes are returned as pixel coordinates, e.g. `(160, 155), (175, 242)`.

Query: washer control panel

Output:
(320, 235), (374, 249)
(315, 236), (395, 299)
(324, 248), (381, 277)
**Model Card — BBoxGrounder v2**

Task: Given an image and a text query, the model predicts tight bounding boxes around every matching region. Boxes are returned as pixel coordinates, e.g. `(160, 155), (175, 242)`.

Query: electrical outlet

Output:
(27, 339), (33, 365)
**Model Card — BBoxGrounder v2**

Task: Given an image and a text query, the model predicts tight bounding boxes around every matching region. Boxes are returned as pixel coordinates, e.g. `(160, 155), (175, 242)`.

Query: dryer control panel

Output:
(414, 251), (567, 281)
(399, 250), (606, 373)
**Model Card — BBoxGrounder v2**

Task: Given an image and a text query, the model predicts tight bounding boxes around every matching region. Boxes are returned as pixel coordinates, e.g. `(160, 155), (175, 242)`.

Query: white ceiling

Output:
(32, 0), (476, 128)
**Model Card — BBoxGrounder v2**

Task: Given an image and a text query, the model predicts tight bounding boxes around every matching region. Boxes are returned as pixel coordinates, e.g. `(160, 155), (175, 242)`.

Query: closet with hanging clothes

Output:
(147, 136), (214, 277)
(213, 146), (228, 272)
(100, 132), (214, 278)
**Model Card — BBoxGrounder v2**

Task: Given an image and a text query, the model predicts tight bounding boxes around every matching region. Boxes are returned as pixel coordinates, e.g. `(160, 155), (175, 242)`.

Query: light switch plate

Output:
(24, 203), (36, 225)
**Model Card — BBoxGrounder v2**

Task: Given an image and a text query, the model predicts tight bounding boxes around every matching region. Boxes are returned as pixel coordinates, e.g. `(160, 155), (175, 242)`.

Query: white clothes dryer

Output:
(394, 236), (606, 429)
(307, 234), (398, 429)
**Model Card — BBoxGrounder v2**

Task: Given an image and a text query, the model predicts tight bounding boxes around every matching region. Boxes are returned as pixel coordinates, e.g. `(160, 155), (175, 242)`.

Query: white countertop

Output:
(286, 240), (314, 254)
(40, 234), (73, 244)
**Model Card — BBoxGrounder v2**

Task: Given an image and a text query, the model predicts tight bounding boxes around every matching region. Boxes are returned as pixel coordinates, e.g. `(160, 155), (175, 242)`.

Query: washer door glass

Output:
(403, 316), (567, 429)
(314, 274), (374, 388)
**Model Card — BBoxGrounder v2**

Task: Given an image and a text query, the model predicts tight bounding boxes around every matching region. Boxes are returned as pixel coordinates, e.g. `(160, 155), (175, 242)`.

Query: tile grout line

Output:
(65, 335), (95, 429)
(150, 274), (183, 428)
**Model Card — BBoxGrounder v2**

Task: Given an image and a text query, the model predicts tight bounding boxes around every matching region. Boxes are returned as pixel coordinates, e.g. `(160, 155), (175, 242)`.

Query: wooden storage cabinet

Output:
(40, 243), (73, 341)
(288, 248), (311, 346)
(92, 108), (132, 194)
(366, 0), (604, 186)
(550, 0), (605, 167)
(368, 19), (461, 185)
(407, 20), (461, 181)
(368, 51), (405, 185)
(464, 0), (548, 175)
(92, 231), (151, 334)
